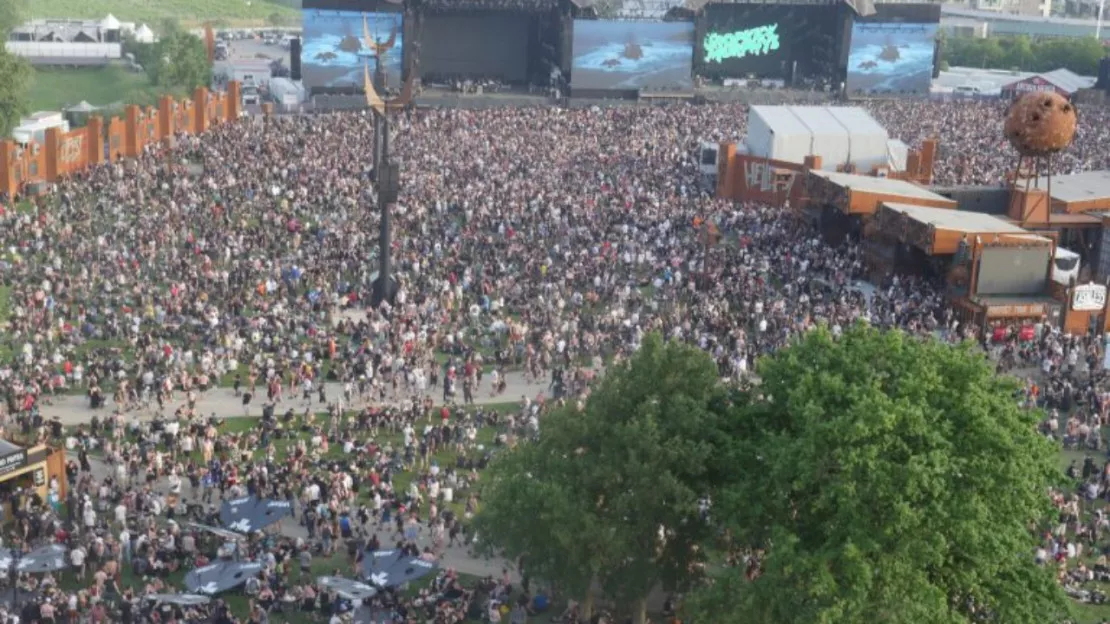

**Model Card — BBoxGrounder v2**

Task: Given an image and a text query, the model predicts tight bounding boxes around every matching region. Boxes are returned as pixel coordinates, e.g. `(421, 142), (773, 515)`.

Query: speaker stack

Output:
(1097, 57), (1110, 92)
(290, 37), (302, 82)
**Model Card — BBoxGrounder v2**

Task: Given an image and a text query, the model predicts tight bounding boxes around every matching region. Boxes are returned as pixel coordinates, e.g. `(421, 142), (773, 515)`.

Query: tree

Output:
(942, 34), (1103, 76)
(0, 0), (29, 138)
(149, 31), (211, 93)
(686, 325), (1070, 624)
(0, 0), (24, 34)
(474, 334), (731, 623)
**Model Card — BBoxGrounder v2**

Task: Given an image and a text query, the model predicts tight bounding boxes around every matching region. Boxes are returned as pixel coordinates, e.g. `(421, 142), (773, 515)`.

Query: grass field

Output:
(60, 400), (521, 623)
(27, 65), (179, 112)
(1060, 440), (1110, 624)
(24, 0), (299, 28)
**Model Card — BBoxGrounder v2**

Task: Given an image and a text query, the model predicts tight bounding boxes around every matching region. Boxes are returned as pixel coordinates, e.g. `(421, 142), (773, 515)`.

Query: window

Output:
(1055, 256), (1079, 272)
(701, 149), (717, 167)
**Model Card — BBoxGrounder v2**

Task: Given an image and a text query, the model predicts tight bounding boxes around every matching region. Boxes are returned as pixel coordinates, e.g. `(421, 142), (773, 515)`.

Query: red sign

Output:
(1011, 76), (1064, 96)
(731, 155), (805, 207)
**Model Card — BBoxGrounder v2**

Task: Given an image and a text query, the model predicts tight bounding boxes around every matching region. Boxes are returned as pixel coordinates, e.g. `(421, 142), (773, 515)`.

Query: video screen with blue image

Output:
(301, 9), (404, 91)
(846, 22), (936, 95)
(571, 20), (694, 91)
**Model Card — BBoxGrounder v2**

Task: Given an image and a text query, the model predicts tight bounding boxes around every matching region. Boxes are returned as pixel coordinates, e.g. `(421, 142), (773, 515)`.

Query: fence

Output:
(0, 82), (243, 199)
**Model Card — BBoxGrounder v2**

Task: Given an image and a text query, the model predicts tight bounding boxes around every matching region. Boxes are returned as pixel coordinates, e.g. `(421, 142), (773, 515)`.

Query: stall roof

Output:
(1031, 169), (1110, 205)
(810, 170), (952, 202)
(0, 440), (24, 456)
(1002, 68), (1095, 94)
(882, 202), (1028, 234)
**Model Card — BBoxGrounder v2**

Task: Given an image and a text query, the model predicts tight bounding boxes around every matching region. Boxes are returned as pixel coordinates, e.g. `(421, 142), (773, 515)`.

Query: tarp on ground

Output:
(146, 593), (212, 606)
(317, 576), (379, 601)
(219, 496), (293, 533)
(184, 561), (263, 595)
(0, 544), (68, 574)
(361, 549), (437, 588)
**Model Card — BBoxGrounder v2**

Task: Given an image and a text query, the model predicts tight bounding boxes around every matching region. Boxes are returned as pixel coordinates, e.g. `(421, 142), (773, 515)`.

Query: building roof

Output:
(1030, 170), (1110, 204)
(101, 14), (120, 30)
(810, 170), (953, 202)
(752, 105), (888, 139)
(942, 6), (1105, 38)
(934, 66), (1034, 95)
(943, 6), (1102, 27)
(882, 202), (1029, 234)
(12, 21), (108, 43)
(1003, 68), (1095, 94)
(750, 105), (811, 139)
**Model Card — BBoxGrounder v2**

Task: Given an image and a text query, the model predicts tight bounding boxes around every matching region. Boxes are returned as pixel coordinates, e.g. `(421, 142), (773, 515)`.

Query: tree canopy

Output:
(687, 324), (1069, 624)
(0, 0), (29, 138)
(942, 34), (1104, 77)
(127, 28), (211, 95)
(473, 333), (732, 622)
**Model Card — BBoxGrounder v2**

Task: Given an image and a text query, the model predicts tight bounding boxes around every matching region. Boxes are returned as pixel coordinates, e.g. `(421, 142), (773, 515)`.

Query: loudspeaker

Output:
(290, 37), (302, 82)
(1097, 57), (1110, 91)
(932, 39), (941, 79)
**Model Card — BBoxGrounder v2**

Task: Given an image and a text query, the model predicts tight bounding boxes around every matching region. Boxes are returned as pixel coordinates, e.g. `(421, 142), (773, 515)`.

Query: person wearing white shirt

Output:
(70, 546), (87, 580)
(82, 504), (95, 532)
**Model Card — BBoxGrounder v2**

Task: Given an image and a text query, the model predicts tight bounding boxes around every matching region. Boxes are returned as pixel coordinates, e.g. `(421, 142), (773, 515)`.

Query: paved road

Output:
(44, 372), (552, 426)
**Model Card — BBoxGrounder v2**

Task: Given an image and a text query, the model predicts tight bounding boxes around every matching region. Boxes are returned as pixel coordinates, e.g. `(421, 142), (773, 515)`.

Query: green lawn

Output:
(25, 0), (299, 28)
(63, 399), (522, 622)
(27, 65), (180, 112)
(0, 286), (10, 326)
(1058, 439), (1110, 624)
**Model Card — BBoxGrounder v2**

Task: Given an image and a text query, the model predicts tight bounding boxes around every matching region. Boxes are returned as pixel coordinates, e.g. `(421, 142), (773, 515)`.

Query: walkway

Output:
(43, 372), (551, 426)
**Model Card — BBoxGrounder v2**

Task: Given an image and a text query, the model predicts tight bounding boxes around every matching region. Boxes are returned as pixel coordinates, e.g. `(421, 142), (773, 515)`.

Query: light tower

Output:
(361, 14), (411, 306)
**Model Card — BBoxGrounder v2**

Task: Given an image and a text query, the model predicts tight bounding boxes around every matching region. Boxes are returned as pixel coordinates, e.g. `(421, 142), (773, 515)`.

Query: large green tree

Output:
(944, 34), (1104, 76)
(146, 30), (211, 93)
(473, 333), (731, 623)
(0, 0), (29, 138)
(686, 325), (1070, 624)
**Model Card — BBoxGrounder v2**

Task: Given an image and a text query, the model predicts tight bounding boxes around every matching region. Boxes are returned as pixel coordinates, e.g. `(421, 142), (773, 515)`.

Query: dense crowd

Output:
(866, 100), (1110, 187)
(0, 97), (1106, 622)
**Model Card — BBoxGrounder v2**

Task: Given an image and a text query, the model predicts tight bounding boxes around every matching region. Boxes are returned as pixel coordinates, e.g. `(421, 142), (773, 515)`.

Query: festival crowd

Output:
(0, 97), (1104, 622)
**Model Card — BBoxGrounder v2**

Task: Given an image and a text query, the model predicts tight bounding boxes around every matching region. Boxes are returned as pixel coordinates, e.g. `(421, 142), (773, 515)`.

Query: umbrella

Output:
(184, 561), (263, 595)
(146, 593), (212, 606)
(317, 576), (378, 601)
(0, 544), (68, 574)
(187, 523), (248, 542)
(219, 496), (293, 533)
(361, 549), (437, 588)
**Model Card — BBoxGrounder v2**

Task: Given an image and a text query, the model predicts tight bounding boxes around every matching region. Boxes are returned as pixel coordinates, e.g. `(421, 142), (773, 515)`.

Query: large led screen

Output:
(846, 22), (936, 95)
(701, 4), (840, 81)
(419, 14), (530, 83)
(301, 9), (404, 91)
(571, 20), (694, 91)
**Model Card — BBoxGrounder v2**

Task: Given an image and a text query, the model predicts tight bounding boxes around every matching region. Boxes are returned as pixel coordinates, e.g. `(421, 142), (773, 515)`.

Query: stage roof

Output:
(882, 203), (1028, 234)
(810, 170), (950, 202)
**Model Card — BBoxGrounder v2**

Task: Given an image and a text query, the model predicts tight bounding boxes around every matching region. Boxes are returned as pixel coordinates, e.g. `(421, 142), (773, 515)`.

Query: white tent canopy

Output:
(134, 24), (155, 43)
